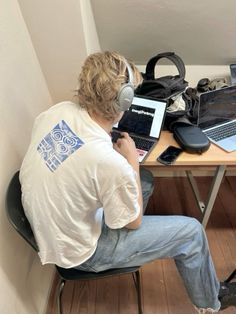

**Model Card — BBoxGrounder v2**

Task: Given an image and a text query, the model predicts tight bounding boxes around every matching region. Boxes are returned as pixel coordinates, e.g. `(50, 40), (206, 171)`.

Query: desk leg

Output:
(186, 165), (226, 228)
(186, 171), (205, 213)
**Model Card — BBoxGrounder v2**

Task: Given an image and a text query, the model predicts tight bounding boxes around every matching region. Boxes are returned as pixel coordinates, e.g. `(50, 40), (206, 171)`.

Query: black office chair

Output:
(6, 171), (143, 314)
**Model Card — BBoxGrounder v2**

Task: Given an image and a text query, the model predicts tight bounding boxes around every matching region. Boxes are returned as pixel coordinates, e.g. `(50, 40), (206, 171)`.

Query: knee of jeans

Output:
(188, 218), (208, 249)
(183, 218), (206, 244)
(188, 217), (203, 233)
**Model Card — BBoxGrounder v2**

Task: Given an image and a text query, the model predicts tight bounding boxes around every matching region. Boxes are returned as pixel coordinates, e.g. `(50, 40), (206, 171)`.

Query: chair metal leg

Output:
(132, 270), (143, 314)
(57, 279), (65, 314)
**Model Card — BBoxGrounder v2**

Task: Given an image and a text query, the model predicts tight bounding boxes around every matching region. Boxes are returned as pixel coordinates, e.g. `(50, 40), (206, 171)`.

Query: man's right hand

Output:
(113, 132), (139, 165)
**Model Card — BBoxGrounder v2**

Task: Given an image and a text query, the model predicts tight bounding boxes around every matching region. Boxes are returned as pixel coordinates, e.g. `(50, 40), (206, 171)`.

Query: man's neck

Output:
(88, 111), (113, 134)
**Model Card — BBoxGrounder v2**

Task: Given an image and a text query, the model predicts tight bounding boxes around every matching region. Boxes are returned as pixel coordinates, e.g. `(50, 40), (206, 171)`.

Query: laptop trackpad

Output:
(218, 135), (236, 152)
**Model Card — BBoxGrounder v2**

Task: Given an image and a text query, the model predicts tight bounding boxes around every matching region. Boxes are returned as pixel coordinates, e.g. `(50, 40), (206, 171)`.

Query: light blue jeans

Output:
(77, 168), (221, 312)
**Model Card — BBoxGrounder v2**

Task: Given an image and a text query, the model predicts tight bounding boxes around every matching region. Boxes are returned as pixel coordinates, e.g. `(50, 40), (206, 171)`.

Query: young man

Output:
(20, 51), (235, 313)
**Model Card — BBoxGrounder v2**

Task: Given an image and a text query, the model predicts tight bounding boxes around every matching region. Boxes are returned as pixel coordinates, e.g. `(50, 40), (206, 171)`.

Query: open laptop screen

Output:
(113, 96), (166, 139)
(198, 86), (236, 129)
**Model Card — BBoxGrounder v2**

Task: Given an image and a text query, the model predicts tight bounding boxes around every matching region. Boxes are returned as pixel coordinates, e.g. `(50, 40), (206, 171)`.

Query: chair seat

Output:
(56, 265), (140, 281)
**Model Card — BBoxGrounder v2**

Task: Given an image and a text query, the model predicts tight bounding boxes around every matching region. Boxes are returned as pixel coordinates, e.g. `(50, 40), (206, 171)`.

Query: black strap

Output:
(145, 52), (186, 81)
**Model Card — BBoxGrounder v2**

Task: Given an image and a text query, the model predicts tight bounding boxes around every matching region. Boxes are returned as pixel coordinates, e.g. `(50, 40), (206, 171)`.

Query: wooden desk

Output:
(143, 131), (236, 228)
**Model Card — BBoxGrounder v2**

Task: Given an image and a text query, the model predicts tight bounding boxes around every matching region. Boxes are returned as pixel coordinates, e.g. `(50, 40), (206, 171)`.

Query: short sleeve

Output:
(97, 154), (141, 229)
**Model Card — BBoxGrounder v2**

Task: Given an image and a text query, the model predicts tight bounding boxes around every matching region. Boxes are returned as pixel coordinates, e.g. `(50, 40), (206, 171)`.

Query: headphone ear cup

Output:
(117, 83), (134, 111)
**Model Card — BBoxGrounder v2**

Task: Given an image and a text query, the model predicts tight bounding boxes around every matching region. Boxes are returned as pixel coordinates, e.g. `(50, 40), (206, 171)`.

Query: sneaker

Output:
(219, 281), (236, 310)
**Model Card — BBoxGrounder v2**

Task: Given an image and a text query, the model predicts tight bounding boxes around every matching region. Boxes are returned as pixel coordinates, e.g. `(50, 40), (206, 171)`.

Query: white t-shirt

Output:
(20, 101), (140, 268)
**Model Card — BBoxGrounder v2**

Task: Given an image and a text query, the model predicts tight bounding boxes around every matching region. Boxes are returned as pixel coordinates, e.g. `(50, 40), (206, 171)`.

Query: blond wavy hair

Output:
(76, 51), (142, 121)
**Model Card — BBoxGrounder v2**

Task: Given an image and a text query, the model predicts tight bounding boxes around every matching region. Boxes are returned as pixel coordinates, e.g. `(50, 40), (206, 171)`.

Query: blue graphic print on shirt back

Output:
(37, 120), (84, 172)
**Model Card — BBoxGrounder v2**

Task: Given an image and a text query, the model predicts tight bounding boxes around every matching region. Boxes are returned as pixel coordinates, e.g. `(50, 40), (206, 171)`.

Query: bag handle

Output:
(145, 52), (186, 80)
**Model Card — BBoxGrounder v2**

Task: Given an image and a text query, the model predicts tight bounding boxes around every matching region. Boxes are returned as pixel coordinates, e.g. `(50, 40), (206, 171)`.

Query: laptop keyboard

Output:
(205, 121), (236, 142)
(131, 136), (155, 150)
(111, 131), (154, 150)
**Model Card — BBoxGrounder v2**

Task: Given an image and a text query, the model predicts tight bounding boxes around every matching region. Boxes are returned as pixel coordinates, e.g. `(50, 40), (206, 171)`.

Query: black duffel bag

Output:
(135, 51), (188, 101)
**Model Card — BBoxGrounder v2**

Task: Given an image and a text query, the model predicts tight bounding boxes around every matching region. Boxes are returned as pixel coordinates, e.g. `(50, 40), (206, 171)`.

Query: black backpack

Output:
(135, 52), (200, 130)
(135, 52), (188, 101)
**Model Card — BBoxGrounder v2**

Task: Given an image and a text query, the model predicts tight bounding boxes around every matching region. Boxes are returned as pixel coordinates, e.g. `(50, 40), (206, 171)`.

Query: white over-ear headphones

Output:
(116, 60), (134, 111)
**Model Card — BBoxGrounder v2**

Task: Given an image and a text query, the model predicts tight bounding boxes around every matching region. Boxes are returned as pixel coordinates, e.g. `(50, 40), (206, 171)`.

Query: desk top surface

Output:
(144, 131), (236, 167)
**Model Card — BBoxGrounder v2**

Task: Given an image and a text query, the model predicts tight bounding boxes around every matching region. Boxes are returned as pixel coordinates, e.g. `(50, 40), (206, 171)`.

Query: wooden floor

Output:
(46, 176), (236, 314)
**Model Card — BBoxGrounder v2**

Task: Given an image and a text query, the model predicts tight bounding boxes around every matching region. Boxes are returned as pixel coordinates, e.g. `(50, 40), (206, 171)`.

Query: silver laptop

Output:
(112, 96), (167, 162)
(230, 64), (236, 85)
(198, 85), (236, 152)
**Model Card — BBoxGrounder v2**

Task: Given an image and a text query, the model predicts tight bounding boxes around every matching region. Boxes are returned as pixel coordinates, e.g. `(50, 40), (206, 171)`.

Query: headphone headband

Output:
(124, 60), (134, 85)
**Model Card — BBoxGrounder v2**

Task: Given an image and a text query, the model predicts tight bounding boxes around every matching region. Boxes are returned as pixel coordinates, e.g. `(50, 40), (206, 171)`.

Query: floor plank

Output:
(142, 260), (169, 314)
(163, 259), (196, 314)
(45, 176), (236, 314)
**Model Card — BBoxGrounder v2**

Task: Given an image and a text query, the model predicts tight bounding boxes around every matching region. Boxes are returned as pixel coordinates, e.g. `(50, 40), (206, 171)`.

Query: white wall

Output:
(0, 0), (54, 313)
(80, 0), (101, 55)
(91, 0), (236, 66)
(0, 1), (100, 313)
(18, 0), (100, 104)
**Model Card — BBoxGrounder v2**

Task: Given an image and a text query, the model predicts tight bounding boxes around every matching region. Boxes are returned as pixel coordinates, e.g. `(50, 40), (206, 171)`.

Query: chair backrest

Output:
(5, 171), (38, 252)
